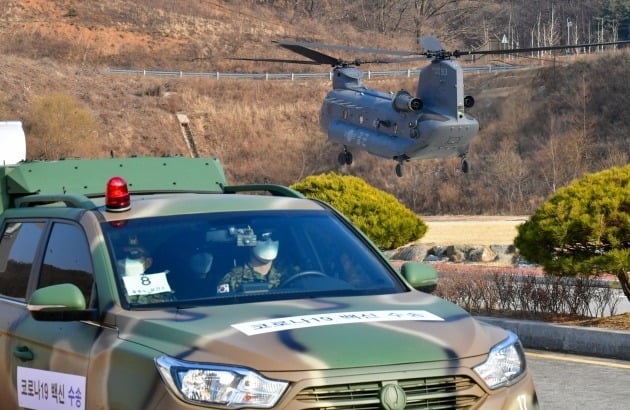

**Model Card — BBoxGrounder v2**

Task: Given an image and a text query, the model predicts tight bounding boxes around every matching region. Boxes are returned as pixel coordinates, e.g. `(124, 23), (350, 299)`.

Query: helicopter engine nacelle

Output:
(392, 90), (423, 112)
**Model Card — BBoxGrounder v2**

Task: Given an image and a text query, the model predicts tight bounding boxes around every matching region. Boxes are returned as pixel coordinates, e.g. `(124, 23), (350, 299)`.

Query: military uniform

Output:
(217, 264), (282, 294)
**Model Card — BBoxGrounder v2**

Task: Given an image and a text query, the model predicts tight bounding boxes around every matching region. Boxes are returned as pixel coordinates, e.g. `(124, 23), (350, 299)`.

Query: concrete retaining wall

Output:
(478, 316), (630, 360)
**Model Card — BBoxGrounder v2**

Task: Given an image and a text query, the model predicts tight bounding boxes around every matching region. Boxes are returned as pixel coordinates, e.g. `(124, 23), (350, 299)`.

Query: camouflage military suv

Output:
(0, 156), (538, 409)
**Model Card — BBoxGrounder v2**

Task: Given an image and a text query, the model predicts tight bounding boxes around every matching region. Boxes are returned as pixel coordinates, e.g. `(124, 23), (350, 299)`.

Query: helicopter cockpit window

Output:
(102, 210), (404, 308)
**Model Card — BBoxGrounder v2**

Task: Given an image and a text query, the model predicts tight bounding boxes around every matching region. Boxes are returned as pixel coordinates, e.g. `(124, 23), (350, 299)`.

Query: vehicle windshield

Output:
(102, 210), (405, 307)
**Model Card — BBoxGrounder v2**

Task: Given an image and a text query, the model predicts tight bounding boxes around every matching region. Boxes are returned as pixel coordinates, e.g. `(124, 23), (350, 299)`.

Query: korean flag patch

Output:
(217, 283), (230, 294)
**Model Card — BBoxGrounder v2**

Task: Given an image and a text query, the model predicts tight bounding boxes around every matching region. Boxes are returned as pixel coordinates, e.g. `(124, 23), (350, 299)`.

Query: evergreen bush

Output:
(514, 165), (630, 301)
(291, 172), (427, 249)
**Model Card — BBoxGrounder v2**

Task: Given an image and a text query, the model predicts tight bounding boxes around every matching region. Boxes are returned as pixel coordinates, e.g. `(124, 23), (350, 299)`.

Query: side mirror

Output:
(27, 283), (97, 321)
(400, 262), (438, 293)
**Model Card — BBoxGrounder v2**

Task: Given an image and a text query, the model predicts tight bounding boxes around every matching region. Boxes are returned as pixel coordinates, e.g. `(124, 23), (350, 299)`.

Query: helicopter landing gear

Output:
(394, 156), (408, 177)
(338, 147), (353, 165)
(460, 156), (470, 173)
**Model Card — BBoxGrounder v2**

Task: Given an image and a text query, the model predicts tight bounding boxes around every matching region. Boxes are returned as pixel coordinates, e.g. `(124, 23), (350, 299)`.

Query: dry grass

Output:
(419, 216), (528, 246)
(2, 0), (629, 218)
(566, 313), (630, 330)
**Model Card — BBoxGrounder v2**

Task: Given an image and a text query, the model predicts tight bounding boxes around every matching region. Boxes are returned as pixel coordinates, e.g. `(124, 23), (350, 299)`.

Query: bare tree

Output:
(486, 140), (529, 213)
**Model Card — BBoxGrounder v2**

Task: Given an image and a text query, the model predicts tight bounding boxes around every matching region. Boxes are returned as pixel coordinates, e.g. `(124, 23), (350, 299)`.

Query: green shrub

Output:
(514, 165), (630, 301)
(291, 172), (427, 249)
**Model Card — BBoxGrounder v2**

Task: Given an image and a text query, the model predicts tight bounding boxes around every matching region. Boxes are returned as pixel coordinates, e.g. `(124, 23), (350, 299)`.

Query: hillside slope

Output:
(1, 0), (628, 215)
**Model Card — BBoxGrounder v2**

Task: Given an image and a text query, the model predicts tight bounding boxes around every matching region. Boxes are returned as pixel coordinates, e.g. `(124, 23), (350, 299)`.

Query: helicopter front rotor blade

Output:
(276, 40), (422, 57)
(275, 41), (342, 66)
(227, 57), (323, 65)
(356, 56), (430, 65)
(454, 39), (630, 57)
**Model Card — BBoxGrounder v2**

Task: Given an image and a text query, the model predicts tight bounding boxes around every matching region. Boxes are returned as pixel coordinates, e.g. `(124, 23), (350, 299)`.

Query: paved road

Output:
(526, 350), (630, 409)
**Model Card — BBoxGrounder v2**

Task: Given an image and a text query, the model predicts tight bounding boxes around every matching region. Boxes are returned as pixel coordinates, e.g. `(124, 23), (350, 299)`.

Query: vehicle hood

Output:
(115, 292), (506, 371)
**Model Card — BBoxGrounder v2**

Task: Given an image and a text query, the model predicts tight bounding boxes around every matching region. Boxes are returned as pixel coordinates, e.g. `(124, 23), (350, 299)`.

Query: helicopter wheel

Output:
(461, 158), (470, 173)
(395, 162), (404, 177)
(338, 149), (353, 165)
(338, 152), (346, 165)
(344, 151), (353, 165)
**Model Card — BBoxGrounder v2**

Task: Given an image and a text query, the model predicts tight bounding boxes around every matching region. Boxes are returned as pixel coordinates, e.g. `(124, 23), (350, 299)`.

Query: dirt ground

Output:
(420, 215), (528, 245)
(565, 313), (630, 330)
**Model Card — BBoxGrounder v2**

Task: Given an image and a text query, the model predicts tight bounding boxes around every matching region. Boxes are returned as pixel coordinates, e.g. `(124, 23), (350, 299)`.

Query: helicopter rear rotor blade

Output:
(230, 38), (629, 68)
(454, 39), (630, 57)
(419, 36), (444, 53)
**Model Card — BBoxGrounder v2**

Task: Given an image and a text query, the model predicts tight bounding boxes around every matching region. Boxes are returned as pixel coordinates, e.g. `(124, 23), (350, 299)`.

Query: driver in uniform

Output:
(217, 232), (282, 294)
(117, 234), (174, 303)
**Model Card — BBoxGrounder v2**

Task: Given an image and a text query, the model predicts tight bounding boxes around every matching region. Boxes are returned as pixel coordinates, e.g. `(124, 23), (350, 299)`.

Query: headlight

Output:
(473, 331), (526, 389)
(155, 356), (288, 408)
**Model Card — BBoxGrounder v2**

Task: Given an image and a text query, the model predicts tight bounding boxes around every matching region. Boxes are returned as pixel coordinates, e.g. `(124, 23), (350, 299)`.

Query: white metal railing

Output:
(102, 65), (529, 80)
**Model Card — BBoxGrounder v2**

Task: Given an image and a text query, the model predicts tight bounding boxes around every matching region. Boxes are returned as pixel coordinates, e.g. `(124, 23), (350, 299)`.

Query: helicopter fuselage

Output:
(320, 60), (479, 162)
(260, 36), (628, 176)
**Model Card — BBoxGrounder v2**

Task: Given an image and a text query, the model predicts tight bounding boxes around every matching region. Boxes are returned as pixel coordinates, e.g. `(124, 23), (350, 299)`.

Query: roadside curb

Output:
(476, 316), (630, 361)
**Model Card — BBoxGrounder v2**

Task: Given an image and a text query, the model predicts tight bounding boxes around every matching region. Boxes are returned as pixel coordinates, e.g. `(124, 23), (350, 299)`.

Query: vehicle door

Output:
(0, 221), (46, 407)
(6, 220), (100, 410)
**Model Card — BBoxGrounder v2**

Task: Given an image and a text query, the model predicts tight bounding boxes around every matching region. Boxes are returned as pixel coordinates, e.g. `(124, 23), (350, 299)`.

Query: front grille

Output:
(295, 375), (482, 409)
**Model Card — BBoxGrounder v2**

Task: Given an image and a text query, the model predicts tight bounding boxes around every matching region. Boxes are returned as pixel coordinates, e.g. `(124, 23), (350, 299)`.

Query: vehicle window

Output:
(102, 210), (405, 308)
(0, 222), (45, 299)
(39, 222), (94, 303)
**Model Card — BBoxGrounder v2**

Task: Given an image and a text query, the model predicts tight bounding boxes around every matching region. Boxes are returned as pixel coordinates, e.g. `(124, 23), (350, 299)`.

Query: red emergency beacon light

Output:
(106, 176), (131, 212)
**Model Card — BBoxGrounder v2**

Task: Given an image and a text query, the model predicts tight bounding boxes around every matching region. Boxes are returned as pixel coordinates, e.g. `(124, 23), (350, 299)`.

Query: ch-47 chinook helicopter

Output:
(234, 36), (629, 177)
